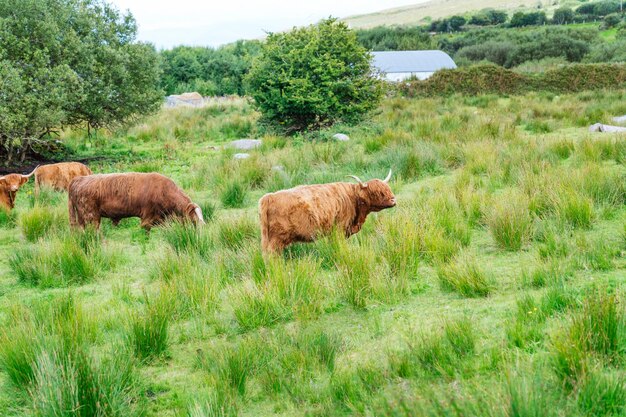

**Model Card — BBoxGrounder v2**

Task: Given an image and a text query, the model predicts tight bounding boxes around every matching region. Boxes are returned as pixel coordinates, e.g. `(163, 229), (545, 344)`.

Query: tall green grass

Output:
(487, 191), (533, 251)
(19, 206), (66, 242)
(126, 293), (170, 361)
(437, 253), (494, 298)
(232, 256), (323, 330)
(9, 230), (121, 287)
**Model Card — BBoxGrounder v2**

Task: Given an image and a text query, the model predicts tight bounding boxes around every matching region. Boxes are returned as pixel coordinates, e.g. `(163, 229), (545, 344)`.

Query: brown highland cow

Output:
(35, 162), (92, 194)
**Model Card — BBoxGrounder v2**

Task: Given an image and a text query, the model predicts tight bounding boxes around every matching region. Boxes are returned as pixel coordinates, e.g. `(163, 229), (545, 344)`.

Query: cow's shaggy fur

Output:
(259, 177), (396, 253)
(68, 172), (204, 230)
(35, 162), (92, 193)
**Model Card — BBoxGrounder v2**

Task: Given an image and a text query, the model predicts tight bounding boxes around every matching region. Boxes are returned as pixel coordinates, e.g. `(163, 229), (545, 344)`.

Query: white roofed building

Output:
(371, 50), (457, 82)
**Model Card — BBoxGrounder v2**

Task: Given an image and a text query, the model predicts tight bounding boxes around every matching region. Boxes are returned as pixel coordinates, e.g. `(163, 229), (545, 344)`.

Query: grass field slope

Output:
(344, 0), (566, 28)
(0, 91), (625, 416)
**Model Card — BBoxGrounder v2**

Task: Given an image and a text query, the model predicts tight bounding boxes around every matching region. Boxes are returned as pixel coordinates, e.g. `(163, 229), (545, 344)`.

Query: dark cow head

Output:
(348, 170), (396, 212)
(0, 168), (36, 209)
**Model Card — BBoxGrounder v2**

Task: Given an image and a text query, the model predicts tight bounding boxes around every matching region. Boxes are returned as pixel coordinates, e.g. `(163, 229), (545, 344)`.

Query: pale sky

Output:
(109, 0), (420, 49)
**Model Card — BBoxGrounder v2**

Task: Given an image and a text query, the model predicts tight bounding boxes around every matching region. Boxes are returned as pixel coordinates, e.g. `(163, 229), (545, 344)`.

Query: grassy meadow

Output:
(0, 91), (625, 416)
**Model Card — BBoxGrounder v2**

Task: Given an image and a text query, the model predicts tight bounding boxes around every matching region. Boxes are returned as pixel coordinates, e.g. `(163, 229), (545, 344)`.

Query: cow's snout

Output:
(389, 197), (396, 207)
(10, 186), (18, 192)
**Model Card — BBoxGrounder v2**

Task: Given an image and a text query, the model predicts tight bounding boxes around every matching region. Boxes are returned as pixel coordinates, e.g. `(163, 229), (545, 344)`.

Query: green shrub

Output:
(437, 253), (494, 298)
(402, 63), (626, 97)
(246, 18), (382, 133)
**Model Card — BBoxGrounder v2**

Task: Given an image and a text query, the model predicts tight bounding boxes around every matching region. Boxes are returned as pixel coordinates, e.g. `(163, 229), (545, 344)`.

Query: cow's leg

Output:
(34, 178), (40, 197)
(263, 236), (286, 254)
(82, 211), (101, 231)
(68, 199), (78, 228)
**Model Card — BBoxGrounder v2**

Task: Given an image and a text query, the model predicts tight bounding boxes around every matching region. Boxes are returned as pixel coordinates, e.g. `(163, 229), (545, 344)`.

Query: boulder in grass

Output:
(233, 153), (250, 160)
(612, 115), (626, 125)
(229, 139), (262, 150)
(589, 123), (626, 133)
(165, 92), (204, 108)
(333, 133), (350, 141)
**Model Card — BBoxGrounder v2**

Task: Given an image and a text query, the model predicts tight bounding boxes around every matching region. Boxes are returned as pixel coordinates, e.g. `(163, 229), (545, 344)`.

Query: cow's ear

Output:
(20, 176), (29, 185)
(186, 203), (196, 216)
(0, 177), (5, 186)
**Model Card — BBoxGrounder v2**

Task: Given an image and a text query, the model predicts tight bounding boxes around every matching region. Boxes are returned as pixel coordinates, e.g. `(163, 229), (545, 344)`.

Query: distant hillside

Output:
(343, 0), (552, 28)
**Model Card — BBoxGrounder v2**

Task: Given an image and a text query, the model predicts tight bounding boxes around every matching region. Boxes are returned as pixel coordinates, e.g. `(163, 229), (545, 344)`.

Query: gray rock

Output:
(589, 123), (626, 133)
(333, 133), (350, 141)
(164, 92), (204, 108)
(229, 139), (262, 150)
(612, 115), (626, 125)
(233, 153), (250, 160)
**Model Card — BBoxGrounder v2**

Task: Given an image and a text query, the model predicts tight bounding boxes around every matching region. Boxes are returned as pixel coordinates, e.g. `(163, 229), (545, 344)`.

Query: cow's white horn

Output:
(383, 169), (392, 183)
(195, 206), (205, 224)
(22, 166), (38, 179)
(347, 175), (364, 185)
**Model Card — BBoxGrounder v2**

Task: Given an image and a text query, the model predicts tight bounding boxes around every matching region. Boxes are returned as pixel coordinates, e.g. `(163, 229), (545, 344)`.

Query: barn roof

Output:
(371, 50), (456, 73)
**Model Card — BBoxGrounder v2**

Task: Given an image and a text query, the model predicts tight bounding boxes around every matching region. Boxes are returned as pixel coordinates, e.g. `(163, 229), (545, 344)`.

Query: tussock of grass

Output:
(187, 389), (238, 417)
(126, 294), (170, 361)
(389, 317), (476, 378)
(576, 235), (619, 272)
(232, 256), (323, 330)
(487, 190), (533, 251)
(0, 207), (16, 228)
(220, 180), (248, 208)
(520, 259), (573, 289)
(437, 253), (494, 298)
(30, 347), (138, 417)
(0, 295), (137, 416)
(19, 206), (66, 242)
(553, 189), (595, 229)
(551, 290), (625, 389)
(216, 216), (258, 250)
(161, 220), (212, 258)
(9, 231), (121, 287)
(577, 371), (626, 417)
(154, 253), (220, 318)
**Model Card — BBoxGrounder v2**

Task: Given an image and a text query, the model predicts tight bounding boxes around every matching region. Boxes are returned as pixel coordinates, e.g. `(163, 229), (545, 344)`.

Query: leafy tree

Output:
(603, 13), (622, 28)
(448, 16), (467, 31)
(510, 11), (547, 27)
(0, 0), (162, 163)
(553, 7), (575, 24)
(246, 18), (383, 133)
(486, 10), (508, 25)
(160, 40), (261, 97)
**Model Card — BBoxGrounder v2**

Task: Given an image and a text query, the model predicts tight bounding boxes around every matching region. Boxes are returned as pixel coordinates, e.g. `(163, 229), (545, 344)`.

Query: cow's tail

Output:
(259, 195), (271, 252)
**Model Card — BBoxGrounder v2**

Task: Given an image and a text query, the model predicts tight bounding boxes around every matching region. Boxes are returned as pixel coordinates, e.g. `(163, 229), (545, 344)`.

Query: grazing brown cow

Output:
(68, 172), (205, 231)
(259, 170), (396, 253)
(0, 168), (36, 211)
(35, 162), (92, 194)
